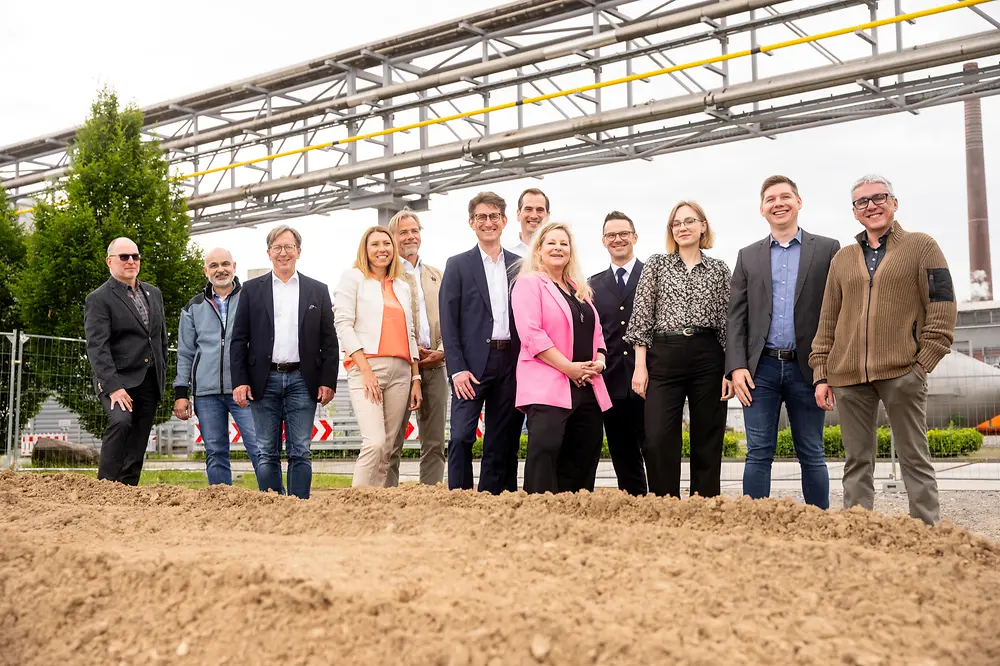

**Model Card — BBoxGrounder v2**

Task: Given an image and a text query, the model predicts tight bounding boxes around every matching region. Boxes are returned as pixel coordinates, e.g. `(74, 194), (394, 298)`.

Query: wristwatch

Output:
(594, 359), (606, 373)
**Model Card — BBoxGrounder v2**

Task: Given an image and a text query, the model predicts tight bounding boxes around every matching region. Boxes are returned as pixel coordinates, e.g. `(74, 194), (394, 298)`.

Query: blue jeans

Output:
(742, 355), (829, 508)
(249, 370), (315, 499)
(194, 394), (263, 486)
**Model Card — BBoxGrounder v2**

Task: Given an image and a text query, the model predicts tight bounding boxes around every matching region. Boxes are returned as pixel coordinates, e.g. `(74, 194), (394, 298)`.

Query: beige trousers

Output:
(385, 365), (448, 487)
(348, 357), (412, 487)
(832, 365), (939, 526)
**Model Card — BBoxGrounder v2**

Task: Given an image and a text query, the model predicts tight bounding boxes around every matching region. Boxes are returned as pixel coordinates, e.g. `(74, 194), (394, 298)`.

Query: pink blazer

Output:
(511, 272), (612, 412)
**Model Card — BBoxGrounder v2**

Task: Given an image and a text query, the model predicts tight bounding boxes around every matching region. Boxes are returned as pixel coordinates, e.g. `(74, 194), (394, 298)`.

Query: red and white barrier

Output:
(20, 432), (68, 457)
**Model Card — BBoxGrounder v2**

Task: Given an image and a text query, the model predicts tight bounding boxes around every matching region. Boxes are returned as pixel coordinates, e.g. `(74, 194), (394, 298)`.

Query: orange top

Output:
(344, 278), (412, 370)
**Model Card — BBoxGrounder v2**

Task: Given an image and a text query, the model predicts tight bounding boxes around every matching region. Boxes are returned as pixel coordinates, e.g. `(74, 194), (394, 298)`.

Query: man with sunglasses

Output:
(439, 191), (522, 493)
(84, 237), (168, 485)
(810, 175), (957, 526)
(587, 211), (647, 495)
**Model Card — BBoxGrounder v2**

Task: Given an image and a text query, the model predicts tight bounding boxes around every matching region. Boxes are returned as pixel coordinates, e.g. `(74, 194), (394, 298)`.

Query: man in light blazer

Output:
(231, 225), (338, 499)
(439, 191), (522, 494)
(726, 175), (840, 508)
(84, 237), (168, 485)
(386, 209), (447, 486)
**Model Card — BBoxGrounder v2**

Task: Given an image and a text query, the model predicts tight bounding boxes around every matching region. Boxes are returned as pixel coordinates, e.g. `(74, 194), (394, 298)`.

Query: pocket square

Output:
(308, 304), (317, 310)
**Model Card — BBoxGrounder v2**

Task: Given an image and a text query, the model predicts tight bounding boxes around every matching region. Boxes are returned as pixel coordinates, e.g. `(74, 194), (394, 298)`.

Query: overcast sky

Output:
(2, 0), (999, 301)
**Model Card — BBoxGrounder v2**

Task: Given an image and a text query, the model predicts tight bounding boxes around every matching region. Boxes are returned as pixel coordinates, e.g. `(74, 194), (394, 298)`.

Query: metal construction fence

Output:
(3, 331), (1000, 485)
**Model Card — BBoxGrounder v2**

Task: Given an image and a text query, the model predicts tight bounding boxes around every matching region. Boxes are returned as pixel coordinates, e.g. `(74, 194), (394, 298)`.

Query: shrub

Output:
(772, 425), (982, 458)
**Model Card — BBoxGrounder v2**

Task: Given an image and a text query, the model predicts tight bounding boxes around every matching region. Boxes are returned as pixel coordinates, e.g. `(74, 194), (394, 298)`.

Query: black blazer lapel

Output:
(110, 278), (149, 331)
(262, 272), (276, 329)
(468, 247), (492, 311)
(297, 273), (310, 327)
(758, 237), (773, 314)
(794, 231), (816, 305)
(623, 260), (643, 299)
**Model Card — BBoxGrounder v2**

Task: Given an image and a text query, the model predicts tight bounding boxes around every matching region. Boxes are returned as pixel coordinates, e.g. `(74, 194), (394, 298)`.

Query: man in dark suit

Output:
(588, 211), (647, 496)
(84, 237), (168, 485)
(231, 225), (337, 499)
(440, 191), (521, 494)
(726, 175), (840, 508)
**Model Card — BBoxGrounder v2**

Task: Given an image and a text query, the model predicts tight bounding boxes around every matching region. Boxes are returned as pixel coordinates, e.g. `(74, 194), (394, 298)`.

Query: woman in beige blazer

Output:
(334, 226), (422, 487)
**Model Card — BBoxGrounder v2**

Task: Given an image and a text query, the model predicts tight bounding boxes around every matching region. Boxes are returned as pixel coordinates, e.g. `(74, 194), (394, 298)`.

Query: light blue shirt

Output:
(765, 229), (802, 350)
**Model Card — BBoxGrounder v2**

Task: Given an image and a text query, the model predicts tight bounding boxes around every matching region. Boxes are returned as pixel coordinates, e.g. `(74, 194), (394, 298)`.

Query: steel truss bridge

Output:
(2, 0), (999, 233)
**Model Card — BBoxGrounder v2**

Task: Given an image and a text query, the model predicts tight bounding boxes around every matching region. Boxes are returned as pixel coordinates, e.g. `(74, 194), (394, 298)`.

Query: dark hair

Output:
(517, 187), (550, 212)
(760, 175), (799, 200)
(467, 191), (507, 219)
(602, 211), (635, 233)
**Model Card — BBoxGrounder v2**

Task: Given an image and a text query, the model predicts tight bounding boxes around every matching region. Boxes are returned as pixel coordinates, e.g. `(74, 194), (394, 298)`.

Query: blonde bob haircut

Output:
(519, 221), (593, 301)
(353, 226), (403, 280)
(665, 200), (715, 254)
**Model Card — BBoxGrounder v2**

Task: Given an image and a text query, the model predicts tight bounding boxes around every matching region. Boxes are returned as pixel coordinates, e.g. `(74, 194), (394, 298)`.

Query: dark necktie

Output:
(616, 266), (627, 294)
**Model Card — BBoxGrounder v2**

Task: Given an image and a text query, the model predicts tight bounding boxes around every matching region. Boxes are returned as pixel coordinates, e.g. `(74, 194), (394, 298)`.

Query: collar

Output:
(668, 250), (703, 267)
(610, 255), (638, 276)
(401, 256), (421, 272)
(479, 245), (506, 265)
(203, 275), (241, 299)
(769, 228), (802, 248)
(114, 277), (140, 292)
(856, 222), (898, 248)
(272, 270), (299, 285)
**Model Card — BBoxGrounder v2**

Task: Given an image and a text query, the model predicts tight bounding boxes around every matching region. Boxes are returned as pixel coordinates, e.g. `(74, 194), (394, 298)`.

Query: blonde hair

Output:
(665, 200), (715, 254)
(518, 221), (593, 301)
(353, 226), (403, 280)
(387, 208), (422, 235)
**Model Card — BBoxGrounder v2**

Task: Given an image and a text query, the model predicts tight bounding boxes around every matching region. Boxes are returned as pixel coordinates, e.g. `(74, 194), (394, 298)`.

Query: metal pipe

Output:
(185, 31), (1000, 211)
(965, 60), (993, 301)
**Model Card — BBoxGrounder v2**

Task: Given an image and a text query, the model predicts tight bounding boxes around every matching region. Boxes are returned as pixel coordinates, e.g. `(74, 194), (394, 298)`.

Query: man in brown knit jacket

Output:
(809, 175), (956, 526)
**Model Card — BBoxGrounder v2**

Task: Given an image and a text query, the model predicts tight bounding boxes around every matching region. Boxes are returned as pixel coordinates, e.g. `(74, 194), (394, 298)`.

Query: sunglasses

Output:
(114, 253), (141, 262)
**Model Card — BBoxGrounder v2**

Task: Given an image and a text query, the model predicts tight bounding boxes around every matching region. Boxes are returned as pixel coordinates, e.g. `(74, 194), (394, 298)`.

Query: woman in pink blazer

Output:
(511, 221), (612, 494)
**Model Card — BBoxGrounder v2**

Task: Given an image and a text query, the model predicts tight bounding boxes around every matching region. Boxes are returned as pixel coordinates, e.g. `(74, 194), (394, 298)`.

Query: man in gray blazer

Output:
(726, 176), (840, 508)
(84, 237), (168, 485)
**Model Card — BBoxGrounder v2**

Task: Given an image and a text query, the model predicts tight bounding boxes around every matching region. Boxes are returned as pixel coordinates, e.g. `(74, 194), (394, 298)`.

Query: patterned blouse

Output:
(624, 251), (731, 351)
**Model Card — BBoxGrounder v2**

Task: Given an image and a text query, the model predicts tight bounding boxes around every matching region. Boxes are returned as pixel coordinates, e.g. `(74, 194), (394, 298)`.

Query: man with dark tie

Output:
(84, 237), (168, 485)
(588, 212), (647, 495)
(439, 192), (522, 494)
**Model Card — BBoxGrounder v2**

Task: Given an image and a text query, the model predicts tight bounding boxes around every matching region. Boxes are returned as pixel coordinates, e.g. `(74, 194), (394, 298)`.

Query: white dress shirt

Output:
(506, 234), (531, 257)
(479, 246), (511, 340)
(402, 257), (432, 348)
(610, 255), (638, 285)
(271, 271), (300, 363)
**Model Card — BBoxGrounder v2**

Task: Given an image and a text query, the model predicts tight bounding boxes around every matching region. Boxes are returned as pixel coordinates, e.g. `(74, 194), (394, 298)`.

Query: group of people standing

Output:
(83, 172), (956, 525)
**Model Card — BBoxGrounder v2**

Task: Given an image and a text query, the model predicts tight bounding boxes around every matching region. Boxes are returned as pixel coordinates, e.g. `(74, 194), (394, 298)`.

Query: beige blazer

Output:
(333, 268), (419, 362)
(401, 261), (445, 369)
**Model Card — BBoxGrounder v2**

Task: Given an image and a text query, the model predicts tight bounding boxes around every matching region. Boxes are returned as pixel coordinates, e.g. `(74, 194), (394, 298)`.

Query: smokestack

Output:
(965, 61), (992, 301)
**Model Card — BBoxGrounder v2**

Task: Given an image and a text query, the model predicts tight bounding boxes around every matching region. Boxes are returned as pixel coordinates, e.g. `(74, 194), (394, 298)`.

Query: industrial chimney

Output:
(965, 61), (992, 301)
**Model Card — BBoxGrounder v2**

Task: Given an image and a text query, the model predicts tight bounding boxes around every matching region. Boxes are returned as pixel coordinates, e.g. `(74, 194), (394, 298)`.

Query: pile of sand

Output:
(1, 472), (998, 665)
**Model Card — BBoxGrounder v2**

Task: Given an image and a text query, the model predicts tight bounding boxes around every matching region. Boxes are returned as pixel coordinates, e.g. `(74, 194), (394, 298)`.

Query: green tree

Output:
(17, 88), (204, 437)
(0, 187), (28, 331)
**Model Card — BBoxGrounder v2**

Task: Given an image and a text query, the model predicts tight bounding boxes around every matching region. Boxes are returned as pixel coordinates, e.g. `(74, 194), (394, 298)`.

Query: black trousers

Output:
(448, 346), (519, 494)
(603, 396), (648, 496)
(97, 370), (162, 485)
(524, 384), (604, 494)
(644, 333), (727, 498)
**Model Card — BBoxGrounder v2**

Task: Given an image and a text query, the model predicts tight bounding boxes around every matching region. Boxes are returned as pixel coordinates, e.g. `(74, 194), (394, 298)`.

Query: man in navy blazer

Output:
(588, 212), (648, 496)
(439, 191), (522, 494)
(231, 225), (338, 499)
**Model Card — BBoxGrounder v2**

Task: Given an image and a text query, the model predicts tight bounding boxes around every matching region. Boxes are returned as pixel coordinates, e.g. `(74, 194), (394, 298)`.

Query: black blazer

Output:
(588, 260), (643, 400)
(726, 229), (840, 384)
(84, 277), (168, 397)
(439, 246), (521, 380)
(230, 271), (338, 401)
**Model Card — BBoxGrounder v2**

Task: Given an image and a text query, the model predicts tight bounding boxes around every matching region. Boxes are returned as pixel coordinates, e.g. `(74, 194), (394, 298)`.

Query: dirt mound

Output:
(1, 472), (998, 665)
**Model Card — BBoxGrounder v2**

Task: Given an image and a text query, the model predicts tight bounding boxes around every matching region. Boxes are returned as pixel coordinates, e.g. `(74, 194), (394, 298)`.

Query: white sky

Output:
(2, 0), (999, 300)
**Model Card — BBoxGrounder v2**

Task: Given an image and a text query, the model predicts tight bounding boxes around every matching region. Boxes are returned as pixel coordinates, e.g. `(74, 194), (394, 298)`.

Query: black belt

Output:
(270, 362), (301, 372)
(653, 327), (714, 339)
(762, 348), (796, 360)
(488, 339), (512, 350)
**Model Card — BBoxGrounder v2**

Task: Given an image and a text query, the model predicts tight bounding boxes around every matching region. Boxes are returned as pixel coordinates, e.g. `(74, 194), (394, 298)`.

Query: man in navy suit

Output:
(440, 192), (522, 494)
(231, 225), (338, 499)
(588, 212), (648, 496)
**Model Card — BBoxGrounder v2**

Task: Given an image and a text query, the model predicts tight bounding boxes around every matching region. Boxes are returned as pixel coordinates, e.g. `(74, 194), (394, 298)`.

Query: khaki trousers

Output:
(832, 365), (939, 526)
(385, 365), (448, 487)
(348, 357), (412, 487)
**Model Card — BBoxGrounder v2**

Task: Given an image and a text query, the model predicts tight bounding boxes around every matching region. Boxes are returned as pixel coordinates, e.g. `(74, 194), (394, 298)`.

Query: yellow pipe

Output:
(11, 0), (993, 215)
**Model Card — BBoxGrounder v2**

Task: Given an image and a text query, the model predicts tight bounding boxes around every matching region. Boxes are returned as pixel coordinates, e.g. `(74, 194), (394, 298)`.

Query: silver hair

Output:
(265, 225), (302, 248)
(388, 207), (423, 235)
(850, 174), (894, 198)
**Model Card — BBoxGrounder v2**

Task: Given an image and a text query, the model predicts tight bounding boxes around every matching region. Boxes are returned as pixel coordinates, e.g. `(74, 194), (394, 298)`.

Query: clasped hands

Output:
(566, 360), (603, 387)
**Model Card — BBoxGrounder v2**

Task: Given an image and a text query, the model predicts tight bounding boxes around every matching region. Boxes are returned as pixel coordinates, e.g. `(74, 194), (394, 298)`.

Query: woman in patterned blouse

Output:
(624, 201), (734, 498)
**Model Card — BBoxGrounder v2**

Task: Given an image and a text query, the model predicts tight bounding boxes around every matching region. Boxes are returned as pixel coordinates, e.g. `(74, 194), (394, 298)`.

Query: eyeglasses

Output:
(269, 244), (298, 254)
(113, 253), (141, 262)
(670, 217), (702, 229)
(473, 213), (502, 223)
(852, 192), (893, 210)
(603, 231), (634, 241)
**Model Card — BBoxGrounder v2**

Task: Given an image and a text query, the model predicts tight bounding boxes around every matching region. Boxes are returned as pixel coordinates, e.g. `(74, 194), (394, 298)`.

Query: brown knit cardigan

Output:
(809, 223), (957, 387)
